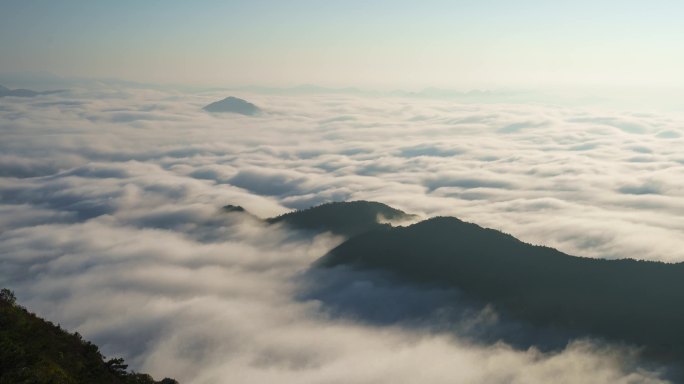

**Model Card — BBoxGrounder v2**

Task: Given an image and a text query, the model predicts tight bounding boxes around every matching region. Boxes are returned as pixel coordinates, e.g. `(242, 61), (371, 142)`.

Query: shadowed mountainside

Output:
(315, 214), (684, 367)
(202, 96), (261, 115)
(0, 289), (178, 384)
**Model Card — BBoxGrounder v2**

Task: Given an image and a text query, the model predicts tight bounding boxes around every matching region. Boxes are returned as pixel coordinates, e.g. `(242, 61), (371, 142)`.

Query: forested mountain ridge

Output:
(237, 200), (684, 368)
(0, 289), (178, 384)
(316, 214), (684, 365)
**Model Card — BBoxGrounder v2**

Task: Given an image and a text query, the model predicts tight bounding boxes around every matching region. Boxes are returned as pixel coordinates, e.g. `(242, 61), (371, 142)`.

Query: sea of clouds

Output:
(1, 85), (682, 383)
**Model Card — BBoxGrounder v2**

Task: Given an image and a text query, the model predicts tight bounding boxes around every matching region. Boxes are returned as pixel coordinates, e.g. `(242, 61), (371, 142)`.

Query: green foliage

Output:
(0, 290), (178, 384)
(319, 215), (684, 365)
(0, 289), (16, 306)
(106, 357), (129, 375)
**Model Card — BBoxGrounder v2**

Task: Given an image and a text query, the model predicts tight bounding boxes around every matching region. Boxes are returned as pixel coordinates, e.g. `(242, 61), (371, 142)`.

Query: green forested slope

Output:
(0, 289), (177, 384)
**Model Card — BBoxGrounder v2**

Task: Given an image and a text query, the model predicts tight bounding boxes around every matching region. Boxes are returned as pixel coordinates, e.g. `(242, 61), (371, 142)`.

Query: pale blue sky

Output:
(1, 0), (683, 89)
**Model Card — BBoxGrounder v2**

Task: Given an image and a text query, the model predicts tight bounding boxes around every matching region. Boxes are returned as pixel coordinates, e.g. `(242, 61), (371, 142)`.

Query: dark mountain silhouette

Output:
(221, 204), (246, 213)
(0, 84), (64, 98)
(221, 199), (684, 371)
(314, 213), (684, 368)
(202, 96), (261, 115)
(266, 201), (416, 237)
(0, 289), (178, 384)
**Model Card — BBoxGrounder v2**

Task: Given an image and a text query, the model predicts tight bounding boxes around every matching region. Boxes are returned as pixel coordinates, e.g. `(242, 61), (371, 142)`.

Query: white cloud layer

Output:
(1, 86), (682, 382)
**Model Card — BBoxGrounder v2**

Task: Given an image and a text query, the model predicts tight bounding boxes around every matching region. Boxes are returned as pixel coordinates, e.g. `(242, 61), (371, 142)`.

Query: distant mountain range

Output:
(0, 84), (64, 98)
(227, 200), (684, 373)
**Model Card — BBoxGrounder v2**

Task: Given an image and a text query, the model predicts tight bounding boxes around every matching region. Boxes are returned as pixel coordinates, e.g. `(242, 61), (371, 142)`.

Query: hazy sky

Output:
(2, 0), (684, 89)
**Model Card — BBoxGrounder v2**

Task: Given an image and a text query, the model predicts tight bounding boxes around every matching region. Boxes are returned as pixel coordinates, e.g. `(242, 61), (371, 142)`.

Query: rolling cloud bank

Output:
(2, 86), (683, 383)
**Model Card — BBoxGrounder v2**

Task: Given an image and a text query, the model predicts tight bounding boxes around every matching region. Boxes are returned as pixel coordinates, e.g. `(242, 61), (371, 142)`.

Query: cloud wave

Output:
(1, 87), (681, 382)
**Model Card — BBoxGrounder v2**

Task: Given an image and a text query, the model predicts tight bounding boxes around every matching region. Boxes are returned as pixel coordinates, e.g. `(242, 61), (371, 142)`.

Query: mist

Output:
(1, 86), (682, 382)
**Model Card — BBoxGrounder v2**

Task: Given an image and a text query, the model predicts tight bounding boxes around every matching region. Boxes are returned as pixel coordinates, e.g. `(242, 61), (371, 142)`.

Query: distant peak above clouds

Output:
(202, 96), (261, 115)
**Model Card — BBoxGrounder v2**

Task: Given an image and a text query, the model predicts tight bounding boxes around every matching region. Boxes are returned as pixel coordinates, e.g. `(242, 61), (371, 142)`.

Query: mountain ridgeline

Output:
(266, 201), (415, 237)
(226, 201), (684, 370)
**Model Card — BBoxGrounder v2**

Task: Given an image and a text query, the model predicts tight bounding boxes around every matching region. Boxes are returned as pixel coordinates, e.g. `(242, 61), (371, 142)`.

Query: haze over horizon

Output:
(3, 2), (684, 383)
(2, 1), (684, 91)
